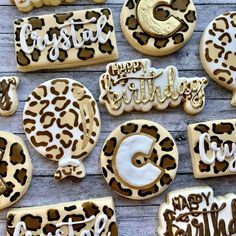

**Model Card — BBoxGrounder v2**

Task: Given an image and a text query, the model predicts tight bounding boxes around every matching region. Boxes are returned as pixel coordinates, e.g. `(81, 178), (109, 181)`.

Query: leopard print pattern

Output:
(14, 9), (118, 72)
(120, 0), (197, 56)
(23, 78), (101, 180)
(6, 197), (118, 236)
(0, 132), (32, 211)
(188, 119), (236, 179)
(100, 120), (178, 200)
(200, 12), (236, 105)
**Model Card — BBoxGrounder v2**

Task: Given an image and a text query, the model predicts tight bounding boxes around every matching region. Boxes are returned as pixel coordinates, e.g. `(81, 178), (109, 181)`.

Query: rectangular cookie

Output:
(6, 197), (118, 235)
(14, 9), (118, 72)
(188, 119), (236, 178)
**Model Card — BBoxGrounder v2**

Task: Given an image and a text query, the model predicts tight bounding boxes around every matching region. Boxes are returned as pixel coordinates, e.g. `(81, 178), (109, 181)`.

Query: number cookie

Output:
(23, 78), (101, 181)
(6, 197), (118, 236)
(120, 0), (197, 56)
(0, 131), (32, 210)
(0, 76), (19, 116)
(200, 12), (236, 106)
(158, 186), (236, 235)
(188, 119), (236, 179)
(100, 120), (178, 200)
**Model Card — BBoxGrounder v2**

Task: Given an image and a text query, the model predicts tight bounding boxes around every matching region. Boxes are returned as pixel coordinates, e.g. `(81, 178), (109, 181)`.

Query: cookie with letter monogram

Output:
(188, 119), (236, 179)
(0, 76), (19, 116)
(0, 131), (32, 210)
(23, 78), (101, 181)
(14, 8), (118, 72)
(99, 59), (208, 116)
(120, 0), (197, 56)
(200, 12), (236, 106)
(6, 197), (118, 236)
(158, 186), (236, 235)
(100, 120), (178, 200)
(14, 0), (106, 13)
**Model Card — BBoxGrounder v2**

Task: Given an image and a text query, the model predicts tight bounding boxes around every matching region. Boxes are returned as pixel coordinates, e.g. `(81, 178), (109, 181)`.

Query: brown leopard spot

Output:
(212, 122), (234, 134)
(103, 137), (117, 156)
(160, 173), (172, 186)
(109, 178), (132, 196)
(77, 48), (95, 60)
(214, 160), (229, 174)
(0, 137), (7, 150)
(28, 17), (45, 30)
(155, 38), (169, 48)
(47, 27), (61, 41)
(31, 49), (41, 62)
(199, 161), (211, 172)
(14, 168), (27, 186)
(126, 0), (135, 9)
(173, 33), (184, 44)
(101, 9), (111, 19)
(140, 125), (160, 140)
(82, 202), (100, 218)
(53, 12), (73, 24)
(160, 137), (174, 151)
(3, 182), (15, 198)
(0, 161), (7, 177)
(21, 215), (42, 231)
(138, 185), (159, 197)
(185, 10), (196, 23)
(99, 39), (114, 54)
(85, 11), (101, 20)
(171, 0), (190, 12)
(17, 50), (30, 67)
(133, 32), (150, 45)
(47, 209), (60, 221)
(10, 143), (26, 165)
(103, 206), (114, 219)
(43, 224), (57, 234)
(160, 155), (176, 170)
(109, 222), (118, 236)
(121, 123), (138, 134)
(153, 8), (170, 21)
(62, 215), (86, 232)
(194, 124), (210, 134)
(126, 15), (139, 30)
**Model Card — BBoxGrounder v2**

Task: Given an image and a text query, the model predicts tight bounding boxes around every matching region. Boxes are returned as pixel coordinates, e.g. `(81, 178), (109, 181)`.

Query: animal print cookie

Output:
(14, 0), (106, 13)
(6, 197), (118, 235)
(23, 78), (101, 181)
(188, 119), (236, 179)
(100, 120), (178, 200)
(200, 12), (236, 106)
(0, 76), (19, 116)
(14, 8), (118, 72)
(0, 131), (32, 211)
(120, 0), (197, 56)
(158, 186), (236, 235)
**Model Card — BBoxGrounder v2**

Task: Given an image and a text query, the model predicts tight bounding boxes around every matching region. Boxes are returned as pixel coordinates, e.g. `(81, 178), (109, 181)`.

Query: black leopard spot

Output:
(126, 0), (135, 9)
(10, 192), (20, 202)
(64, 205), (77, 211)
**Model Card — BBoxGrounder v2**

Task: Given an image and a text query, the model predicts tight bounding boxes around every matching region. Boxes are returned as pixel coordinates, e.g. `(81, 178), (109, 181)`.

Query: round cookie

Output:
(100, 120), (178, 200)
(23, 78), (101, 181)
(200, 12), (236, 106)
(120, 0), (197, 56)
(0, 131), (32, 210)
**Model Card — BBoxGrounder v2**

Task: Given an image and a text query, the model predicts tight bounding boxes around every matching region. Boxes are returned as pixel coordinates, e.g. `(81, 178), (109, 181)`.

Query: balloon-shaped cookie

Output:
(0, 131), (32, 210)
(120, 0), (197, 56)
(23, 78), (101, 181)
(200, 12), (236, 106)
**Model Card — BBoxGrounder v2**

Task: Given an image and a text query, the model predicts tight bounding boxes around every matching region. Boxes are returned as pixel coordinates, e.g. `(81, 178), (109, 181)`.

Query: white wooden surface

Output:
(0, 1), (236, 235)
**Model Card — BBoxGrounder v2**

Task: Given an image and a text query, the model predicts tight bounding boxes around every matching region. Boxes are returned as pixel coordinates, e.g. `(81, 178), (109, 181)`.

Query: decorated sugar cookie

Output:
(99, 59), (208, 116)
(0, 131), (32, 211)
(100, 120), (178, 200)
(188, 119), (236, 179)
(158, 186), (236, 235)
(0, 76), (19, 116)
(23, 78), (101, 181)
(14, 0), (106, 13)
(200, 12), (236, 106)
(6, 197), (118, 235)
(120, 0), (197, 56)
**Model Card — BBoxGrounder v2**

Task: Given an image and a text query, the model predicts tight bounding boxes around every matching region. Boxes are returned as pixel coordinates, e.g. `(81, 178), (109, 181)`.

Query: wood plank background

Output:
(0, 0), (236, 235)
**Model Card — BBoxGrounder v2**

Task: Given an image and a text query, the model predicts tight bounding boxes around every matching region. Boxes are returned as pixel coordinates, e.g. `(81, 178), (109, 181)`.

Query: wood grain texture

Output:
(0, 1), (236, 236)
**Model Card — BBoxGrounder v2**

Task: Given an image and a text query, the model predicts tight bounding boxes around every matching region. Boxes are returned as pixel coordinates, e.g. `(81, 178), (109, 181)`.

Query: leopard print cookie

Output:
(100, 120), (178, 200)
(23, 78), (101, 181)
(120, 0), (197, 56)
(200, 12), (236, 106)
(188, 119), (236, 179)
(6, 197), (118, 236)
(0, 131), (32, 211)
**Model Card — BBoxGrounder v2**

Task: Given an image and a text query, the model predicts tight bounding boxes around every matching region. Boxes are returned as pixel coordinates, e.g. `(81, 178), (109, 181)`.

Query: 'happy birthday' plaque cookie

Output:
(200, 12), (236, 106)
(14, 9), (118, 72)
(6, 197), (118, 236)
(120, 0), (197, 56)
(100, 120), (178, 200)
(23, 78), (101, 181)
(188, 119), (236, 179)
(158, 186), (236, 236)
(99, 59), (208, 116)
(0, 131), (32, 211)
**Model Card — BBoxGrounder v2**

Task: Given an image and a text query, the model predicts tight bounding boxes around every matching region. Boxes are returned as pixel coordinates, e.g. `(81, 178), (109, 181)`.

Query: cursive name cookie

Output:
(100, 120), (178, 200)
(200, 12), (236, 106)
(0, 131), (32, 211)
(23, 78), (101, 181)
(0, 76), (19, 116)
(14, 0), (106, 13)
(99, 59), (208, 116)
(120, 0), (197, 56)
(6, 197), (118, 236)
(14, 9), (118, 72)
(188, 119), (236, 179)
(158, 186), (236, 236)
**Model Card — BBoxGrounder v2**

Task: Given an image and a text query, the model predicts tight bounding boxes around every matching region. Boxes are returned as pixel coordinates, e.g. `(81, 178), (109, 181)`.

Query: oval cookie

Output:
(0, 131), (32, 210)
(120, 0), (197, 56)
(23, 78), (101, 181)
(100, 120), (178, 200)
(200, 12), (236, 106)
